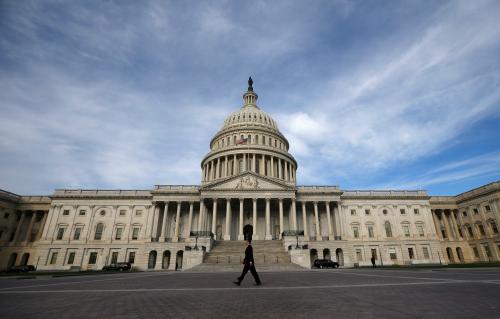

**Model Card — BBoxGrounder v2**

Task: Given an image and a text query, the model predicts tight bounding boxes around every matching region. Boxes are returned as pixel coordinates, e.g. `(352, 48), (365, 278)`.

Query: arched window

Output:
(385, 221), (392, 237)
(95, 223), (104, 240)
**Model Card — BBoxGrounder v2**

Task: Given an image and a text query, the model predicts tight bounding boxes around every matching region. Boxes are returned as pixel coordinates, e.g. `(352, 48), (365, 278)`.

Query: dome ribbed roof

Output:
(221, 105), (279, 132)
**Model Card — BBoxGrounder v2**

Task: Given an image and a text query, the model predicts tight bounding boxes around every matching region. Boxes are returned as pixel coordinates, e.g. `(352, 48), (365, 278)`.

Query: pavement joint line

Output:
(330, 271), (465, 282)
(0, 280), (471, 294)
(0, 272), (176, 291)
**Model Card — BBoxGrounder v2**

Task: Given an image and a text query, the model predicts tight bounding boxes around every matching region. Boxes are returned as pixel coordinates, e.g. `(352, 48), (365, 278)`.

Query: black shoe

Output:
(233, 281), (241, 286)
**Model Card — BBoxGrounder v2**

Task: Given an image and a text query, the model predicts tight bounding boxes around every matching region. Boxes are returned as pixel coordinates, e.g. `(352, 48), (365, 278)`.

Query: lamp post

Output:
(194, 235), (199, 250)
(296, 234), (299, 249)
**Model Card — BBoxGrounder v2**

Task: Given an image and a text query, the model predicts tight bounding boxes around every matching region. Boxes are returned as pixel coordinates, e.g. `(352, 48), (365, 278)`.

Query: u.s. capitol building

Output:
(1, 79), (499, 271)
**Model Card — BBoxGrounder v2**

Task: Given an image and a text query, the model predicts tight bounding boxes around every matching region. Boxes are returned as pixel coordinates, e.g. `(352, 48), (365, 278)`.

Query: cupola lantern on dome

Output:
(243, 76), (258, 107)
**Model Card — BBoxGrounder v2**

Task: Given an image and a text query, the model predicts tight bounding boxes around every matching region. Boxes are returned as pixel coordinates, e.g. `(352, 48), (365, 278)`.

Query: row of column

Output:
(8, 210), (47, 243)
(202, 153), (295, 182)
(149, 199), (342, 241)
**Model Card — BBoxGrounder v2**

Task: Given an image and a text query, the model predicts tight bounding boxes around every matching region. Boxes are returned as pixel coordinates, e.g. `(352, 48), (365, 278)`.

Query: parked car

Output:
(102, 262), (131, 271)
(313, 259), (339, 269)
(7, 265), (36, 272)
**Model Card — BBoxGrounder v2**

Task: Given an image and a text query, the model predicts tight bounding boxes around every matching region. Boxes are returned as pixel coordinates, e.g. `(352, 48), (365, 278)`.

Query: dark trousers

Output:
(238, 263), (261, 284)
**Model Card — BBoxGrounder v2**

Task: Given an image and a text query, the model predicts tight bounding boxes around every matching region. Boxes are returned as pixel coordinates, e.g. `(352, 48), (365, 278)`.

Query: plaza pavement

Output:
(0, 267), (499, 318)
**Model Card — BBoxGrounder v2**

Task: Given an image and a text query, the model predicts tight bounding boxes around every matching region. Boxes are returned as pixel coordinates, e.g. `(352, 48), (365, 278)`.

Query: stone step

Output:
(187, 262), (305, 273)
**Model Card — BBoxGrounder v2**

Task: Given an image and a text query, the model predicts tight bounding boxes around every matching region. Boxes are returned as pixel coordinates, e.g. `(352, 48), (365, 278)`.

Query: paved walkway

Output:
(1, 268), (499, 318)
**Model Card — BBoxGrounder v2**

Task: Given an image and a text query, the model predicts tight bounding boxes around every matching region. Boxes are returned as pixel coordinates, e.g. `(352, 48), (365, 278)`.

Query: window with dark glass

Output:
(132, 227), (139, 240)
(56, 227), (65, 240)
(67, 252), (75, 265)
(88, 252), (98, 264)
(73, 227), (81, 240)
(94, 223), (104, 240)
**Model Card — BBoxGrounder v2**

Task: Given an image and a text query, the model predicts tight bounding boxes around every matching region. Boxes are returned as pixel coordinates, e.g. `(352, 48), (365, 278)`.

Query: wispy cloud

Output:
(0, 0), (499, 195)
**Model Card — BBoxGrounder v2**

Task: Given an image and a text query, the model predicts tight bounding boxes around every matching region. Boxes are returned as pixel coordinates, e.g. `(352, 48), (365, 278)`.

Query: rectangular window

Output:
(463, 211), (467, 217)
(111, 252), (118, 264)
(63, 209), (70, 216)
(400, 209), (406, 215)
(367, 226), (374, 238)
(79, 210), (86, 216)
(414, 209), (419, 215)
(403, 225), (410, 237)
(491, 222), (499, 234)
(485, 205), (491, 212)
(50, 252), (58, 264)
(128, 252), (136, 264)
(56, 227), (65, 240)
(408, 248), (414, 259)
(472, 246), (479, 258)
(88, 252), (98, 265)
(350, 209), (356, 216)
(441, 228), (447, 239)
(136, 210), (143, 216)
(422, 247), (430, 259)
(365, 209), (370, 215)
(73, 227), (81, 240)
(467, 226), (474, 238)
(389, 248), (397, 260)
(417, 225), (425, 237)
(132, 227), (139, 240)
(115, 228), (123, 240)
(473, 208), (479, 215)
(119, 210), (126, 216)
(67, 252), (75, 265)
(353, 226), (359, 238)
(478, 224), (486, 236)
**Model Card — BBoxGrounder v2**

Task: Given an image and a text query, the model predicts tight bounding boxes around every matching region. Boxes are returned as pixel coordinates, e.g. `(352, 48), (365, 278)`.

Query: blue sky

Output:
(1, 0), (500, 196)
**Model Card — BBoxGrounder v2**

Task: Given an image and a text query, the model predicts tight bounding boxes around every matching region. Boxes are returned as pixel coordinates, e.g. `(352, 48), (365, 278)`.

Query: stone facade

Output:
(1, 79), (499, 270)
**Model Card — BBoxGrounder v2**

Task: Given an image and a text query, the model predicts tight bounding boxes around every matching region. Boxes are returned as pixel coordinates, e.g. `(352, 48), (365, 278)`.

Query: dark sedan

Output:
(7, 265), (36, 272)
(102, 262), (132, 271)
(313, 259), (339, 269)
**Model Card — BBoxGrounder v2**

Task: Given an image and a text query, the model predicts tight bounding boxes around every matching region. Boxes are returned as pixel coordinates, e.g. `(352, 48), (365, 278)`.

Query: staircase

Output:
(188, 240), (304, 272)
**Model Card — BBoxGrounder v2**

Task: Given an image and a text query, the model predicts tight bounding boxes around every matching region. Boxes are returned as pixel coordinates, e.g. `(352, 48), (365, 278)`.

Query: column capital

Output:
(291, 198), (296, 203)
(225, 198), (231, 202)
(265, 198), (271, 202)
(279, 198), (283, 204)
(239, 197), (244, 202)
(252, 198), (257, 203)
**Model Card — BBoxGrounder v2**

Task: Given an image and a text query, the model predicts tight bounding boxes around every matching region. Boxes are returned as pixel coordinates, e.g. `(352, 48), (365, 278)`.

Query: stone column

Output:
(24, 211), (37, 242)
(335, 203), (343, 240)
(160, 202), (169, 242)
(265, 198), (272, 240)
(173, 202), (182, 242)
(13, 211), (26, 242)
(233, 154), (237, 175)
(198, 198), (205, 231)
(37, 211), (48, 240)
(326, 202), (333, 240)
(211, 199), (218, 236)
(431, 210), (442, 239)
(278, 159), (282, 179)
(442, 210), (453, 240)
(150, 204), (159, 239)
(187, 202), (194, 241)
(225, 156), (229, 177)
(238, 198), (244, 240)
(252, 154), (256, 172)
(279, 199), (284, 239)
(271, 156), (274, 177)
(252, 198), (258, 240)
(302, 202), (309, 240)
(314, 202), (322, 241)
(224, 199), (231, 240)
(216, 158), (220, 179)
(450, 210), (461, 239)
(292, 199), (297, 230)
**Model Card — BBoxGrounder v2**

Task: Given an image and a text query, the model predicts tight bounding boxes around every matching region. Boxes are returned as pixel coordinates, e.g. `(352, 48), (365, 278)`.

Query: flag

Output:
(236, 137), (248, 145)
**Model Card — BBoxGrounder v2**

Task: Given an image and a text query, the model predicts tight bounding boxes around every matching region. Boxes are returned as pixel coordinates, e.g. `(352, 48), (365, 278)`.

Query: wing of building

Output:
(1, 79), (499, 271)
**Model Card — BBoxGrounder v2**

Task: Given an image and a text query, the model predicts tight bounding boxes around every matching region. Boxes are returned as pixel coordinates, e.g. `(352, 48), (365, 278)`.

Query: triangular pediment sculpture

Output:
(202, 172), (294, 191)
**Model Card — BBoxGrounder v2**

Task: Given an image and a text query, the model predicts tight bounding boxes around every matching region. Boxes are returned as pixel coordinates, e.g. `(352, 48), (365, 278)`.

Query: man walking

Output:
(233, 240), (262, 286)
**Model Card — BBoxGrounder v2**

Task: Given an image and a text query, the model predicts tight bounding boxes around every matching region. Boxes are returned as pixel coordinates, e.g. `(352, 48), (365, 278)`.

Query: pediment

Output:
(202, 172), (294, 191)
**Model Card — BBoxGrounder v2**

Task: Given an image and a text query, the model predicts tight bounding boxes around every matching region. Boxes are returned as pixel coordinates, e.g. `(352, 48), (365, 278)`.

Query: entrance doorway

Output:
(216, 225), (223, 240)
(336, 248), (344, 266)
(243, 224), (253, 241)
(176, 251), (183, 270)
(162, 251), (171, 269)
(148, 251), (157, 269)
